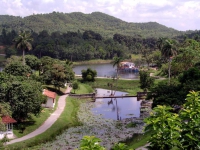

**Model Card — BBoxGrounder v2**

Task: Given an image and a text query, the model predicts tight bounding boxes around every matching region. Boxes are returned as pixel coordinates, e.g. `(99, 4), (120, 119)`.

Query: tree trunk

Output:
(114, 68), (119, 96)
(168, 59), (171, 85)
(22, 49), (25, 65)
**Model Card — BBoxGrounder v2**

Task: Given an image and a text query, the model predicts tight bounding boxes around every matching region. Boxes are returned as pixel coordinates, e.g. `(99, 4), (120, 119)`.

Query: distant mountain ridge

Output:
(0, 11), (187, 38)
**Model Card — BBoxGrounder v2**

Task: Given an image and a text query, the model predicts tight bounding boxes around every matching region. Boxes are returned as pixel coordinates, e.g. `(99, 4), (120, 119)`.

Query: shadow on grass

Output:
(14, 120), (36, 134)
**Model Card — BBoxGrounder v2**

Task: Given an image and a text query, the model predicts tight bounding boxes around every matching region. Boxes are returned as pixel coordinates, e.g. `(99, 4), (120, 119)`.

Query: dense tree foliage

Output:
(72, 81), (79, 94)
(81, 68), (97, 82)
(0, 73), (45, 121)
(145, 105), (181, 149)
(145, 91), (200, 149)
(0, 12), (184, 39)
(148, 67), (200, 108)
(139, 71), (154, 92)
(0, 55), (75, 121)
(4, 62), (32, 77)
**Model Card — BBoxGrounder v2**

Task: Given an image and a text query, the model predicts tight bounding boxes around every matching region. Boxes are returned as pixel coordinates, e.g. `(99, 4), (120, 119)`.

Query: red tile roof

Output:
(43, 89), (56, 99)
(2, 116), (17, 124)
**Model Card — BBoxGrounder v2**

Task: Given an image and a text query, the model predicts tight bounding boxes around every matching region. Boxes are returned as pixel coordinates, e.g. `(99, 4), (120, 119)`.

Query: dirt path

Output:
(6, 87), (72, 145)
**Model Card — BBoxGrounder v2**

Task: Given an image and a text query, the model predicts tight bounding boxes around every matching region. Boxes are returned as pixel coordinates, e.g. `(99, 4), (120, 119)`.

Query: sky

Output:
(1, 0), (200, 31)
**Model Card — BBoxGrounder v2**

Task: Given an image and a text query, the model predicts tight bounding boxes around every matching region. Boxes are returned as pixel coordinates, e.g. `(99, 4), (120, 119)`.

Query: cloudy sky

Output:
(1, 0), (200, 31)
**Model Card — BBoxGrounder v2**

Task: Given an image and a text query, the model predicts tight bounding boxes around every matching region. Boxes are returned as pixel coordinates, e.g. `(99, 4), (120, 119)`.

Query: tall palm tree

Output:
(14, 31), (33, 65)
(157, 37), (166, 51)
(112, 56), (123, 79)
(161, 39), (177, 84)
(111, 57), (123, 95)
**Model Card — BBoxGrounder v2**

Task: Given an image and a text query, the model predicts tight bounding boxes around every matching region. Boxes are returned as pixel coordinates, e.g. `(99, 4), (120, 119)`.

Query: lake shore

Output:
(73, 59), (113, 65)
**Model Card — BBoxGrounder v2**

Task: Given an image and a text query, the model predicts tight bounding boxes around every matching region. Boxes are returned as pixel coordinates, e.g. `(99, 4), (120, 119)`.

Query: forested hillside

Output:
(0, 11), (185, 38)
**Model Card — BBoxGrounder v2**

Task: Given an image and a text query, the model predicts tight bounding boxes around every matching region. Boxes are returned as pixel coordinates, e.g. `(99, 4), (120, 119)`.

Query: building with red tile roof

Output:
(0, 116), (17, 139)
(42, 89), (57, 108)
(2, 116), (17, 124)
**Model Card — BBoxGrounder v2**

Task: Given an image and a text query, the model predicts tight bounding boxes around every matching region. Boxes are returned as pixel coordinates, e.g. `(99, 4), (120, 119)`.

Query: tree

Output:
(42, 62), (75, 90)
(145, 91), (200, 149)
(72, 81), (79, 93)
(111, 57), (124, 95)
(139, 70), (154, 92)
(14, 30), (33, 65)
(4, 62), (32, 77)
(161, 39), (177, 85)
(157, 37), (166, 51)
(81, 68), (97, 82)
(179, 91), (200, 149)
(112, 57), (123, 78)
(25, 55), (40, 70)
(145, 105), (182, 149)
(0, 73), (45, 121)
(140, 45), (153, 69)
(147, 81), (185, 108)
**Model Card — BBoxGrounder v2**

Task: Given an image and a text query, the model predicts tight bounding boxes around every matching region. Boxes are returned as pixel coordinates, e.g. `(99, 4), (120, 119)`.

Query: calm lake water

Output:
(92, 88), (141, 120)
(73, 63), (139, 79)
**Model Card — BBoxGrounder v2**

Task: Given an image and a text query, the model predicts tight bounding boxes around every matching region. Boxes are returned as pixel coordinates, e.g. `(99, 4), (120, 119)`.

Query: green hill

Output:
(0, 11), (184, 38)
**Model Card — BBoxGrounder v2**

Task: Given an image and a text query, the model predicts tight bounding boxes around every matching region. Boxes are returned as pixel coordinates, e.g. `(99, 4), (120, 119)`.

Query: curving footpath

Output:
(7, 87), (72, 145)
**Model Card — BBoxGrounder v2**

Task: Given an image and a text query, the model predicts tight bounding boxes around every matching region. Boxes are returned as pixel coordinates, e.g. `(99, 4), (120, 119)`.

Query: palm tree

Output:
(111, 57), (123, 95)
(157, 37), (166, 51)
(14, 31), (33, 65)
(112, 56), (123, 79)
(161, 39), (177, 84)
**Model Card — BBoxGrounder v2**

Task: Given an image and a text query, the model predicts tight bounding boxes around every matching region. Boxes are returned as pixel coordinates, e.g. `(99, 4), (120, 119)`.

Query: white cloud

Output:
(42, 0), (54, 3)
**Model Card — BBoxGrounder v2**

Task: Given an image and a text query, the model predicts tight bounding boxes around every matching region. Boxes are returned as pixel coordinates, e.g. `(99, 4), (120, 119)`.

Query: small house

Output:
(0, 116), (17, 139)
(42, 89), (57, 108)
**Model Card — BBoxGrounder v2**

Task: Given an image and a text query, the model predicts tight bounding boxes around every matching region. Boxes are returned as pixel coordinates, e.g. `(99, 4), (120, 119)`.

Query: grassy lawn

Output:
(13, 95), (59, 138)
(72, 83), (94, 94)
(73, 59), (112, 65)
(84, 78), (143, 95)
(5, 97), (82, 150)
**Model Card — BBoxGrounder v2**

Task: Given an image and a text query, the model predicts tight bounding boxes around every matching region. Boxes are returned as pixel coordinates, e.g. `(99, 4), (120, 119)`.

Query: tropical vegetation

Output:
(0, 11), (200, 150)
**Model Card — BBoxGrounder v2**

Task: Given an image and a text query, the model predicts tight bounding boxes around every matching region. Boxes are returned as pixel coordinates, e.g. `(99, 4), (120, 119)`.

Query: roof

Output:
(2, 116), (17, 124)
(43, 89), (56, 99)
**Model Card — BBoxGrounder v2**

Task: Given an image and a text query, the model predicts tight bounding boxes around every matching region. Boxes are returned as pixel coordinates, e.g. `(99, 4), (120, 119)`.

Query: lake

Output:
(92, 88), (141, 120)
(73, 63), (139, 79)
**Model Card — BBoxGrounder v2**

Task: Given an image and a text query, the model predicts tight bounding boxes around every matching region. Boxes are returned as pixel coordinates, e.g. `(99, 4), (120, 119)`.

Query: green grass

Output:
(84, 78), (143, 95)
(5, 97), (82, 150)
(73, 83), (94, 94)
(126, 131), (152, 149)
(73, 59), (112, 65)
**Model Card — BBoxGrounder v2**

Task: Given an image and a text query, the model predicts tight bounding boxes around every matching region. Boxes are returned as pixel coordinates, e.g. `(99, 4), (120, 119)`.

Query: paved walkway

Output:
(7, 87), (72, 145)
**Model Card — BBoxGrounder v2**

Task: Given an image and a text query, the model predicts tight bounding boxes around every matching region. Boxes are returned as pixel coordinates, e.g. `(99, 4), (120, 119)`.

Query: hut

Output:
(42, 89), (57, 108)
(0, 116), (17, 139)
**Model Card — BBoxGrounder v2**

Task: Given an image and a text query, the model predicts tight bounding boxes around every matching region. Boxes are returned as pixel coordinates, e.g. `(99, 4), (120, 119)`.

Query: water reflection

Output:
(73, 63), (139, 79)
(92, 88), (141, 120)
